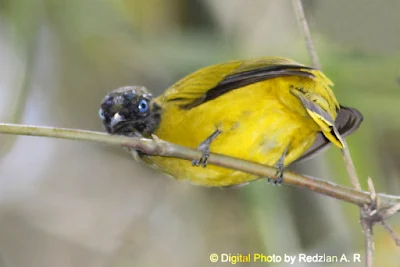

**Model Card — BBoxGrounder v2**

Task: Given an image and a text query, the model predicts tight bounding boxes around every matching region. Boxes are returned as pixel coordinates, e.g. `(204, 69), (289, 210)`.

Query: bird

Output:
(99, 56), (363, 187)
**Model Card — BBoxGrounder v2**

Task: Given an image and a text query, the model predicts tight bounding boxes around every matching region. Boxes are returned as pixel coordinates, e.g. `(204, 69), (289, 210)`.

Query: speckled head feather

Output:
(99, 86), (161, 137)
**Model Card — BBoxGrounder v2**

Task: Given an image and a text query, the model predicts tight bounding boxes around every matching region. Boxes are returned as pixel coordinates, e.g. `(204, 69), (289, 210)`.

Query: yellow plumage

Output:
(137, 56), (350, 186)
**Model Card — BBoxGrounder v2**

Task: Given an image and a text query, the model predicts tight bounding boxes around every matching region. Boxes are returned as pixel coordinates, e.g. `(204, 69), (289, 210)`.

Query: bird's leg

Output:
(192, 129), (222, 168)
(267, 146), (289, 185)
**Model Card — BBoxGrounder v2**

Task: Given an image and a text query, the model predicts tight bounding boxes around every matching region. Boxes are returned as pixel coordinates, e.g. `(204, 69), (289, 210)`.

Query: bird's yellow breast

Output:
(143, 76), (321, 187)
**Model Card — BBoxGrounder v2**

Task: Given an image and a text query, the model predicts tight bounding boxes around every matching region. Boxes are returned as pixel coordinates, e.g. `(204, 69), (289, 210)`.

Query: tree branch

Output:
(1, 122), (399, 210)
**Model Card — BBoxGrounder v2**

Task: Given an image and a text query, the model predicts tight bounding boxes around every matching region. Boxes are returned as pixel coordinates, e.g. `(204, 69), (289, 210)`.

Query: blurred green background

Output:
(0, 0), (399, 266)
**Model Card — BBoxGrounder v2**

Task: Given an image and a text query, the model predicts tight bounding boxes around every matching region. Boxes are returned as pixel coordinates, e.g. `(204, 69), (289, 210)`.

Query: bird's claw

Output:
(192, 149), (210, 168)
(267, 170), (283, 186)
(192, 129), (221, 168)
(266, 146), (288, 186)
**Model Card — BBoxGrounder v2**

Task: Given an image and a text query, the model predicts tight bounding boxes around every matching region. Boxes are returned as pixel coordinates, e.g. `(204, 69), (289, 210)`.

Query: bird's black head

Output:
(99, 86), (161, 137)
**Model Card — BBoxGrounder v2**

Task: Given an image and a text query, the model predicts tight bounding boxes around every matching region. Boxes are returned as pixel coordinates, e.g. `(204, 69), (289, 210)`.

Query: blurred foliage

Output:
(0, 0), (399, 267)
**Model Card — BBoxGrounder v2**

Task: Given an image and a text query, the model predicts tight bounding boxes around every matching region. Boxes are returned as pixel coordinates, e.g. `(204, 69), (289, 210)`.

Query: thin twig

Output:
(342, 140), (374, 267)
(367, 177), (378, 212)
(380, 221), (400, 246)
(0, 122), (399, 209)
(293, 1), (363, 191)
(342, 139), (363, 191)
(367, 178), (377, 203)
(380, 203), (400, 220)
(292, 0), (321, 69)
(293, 0), (363, 191)
(360, 218), (374, 267)
(378, 193), (400, 200)
(362, 177), (377, 267)
(292, 0), (375, 266)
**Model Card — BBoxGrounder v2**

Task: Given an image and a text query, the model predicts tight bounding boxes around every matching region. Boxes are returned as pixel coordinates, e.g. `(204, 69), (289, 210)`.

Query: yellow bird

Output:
(99, 56), (363, 187)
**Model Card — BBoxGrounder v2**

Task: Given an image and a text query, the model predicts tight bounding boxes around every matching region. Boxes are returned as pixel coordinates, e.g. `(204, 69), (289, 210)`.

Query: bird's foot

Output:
(267, 168), (283, 186)
(192, 146), (210, 168)
(192, 129), (221, 168)
(266, 146), (289, 186)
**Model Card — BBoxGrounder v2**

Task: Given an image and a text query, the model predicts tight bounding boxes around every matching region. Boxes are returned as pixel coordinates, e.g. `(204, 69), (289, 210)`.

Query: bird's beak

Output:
(110, 112), (126, 129)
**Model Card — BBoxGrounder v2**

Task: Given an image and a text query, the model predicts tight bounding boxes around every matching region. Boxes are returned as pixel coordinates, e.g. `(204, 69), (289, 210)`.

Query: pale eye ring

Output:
(99, 108), (105, 120)
(138, 99), (149, 113)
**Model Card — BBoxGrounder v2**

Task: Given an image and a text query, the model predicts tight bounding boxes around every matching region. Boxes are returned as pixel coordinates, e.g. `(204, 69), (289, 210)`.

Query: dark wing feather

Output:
(182, 65), (314, 109)
(294, 106), (363, 163)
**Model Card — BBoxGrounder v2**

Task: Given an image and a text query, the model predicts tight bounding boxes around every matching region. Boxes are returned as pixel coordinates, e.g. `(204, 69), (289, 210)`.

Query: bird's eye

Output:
(138, 99), (149, 113)
(99, 108), (105, 120)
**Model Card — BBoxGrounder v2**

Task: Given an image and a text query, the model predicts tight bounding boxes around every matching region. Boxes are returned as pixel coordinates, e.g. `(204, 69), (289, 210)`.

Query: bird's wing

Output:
(294, 106), (363, 163)
(158, 56), (356, 150)
(157, 56), (316, 109)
